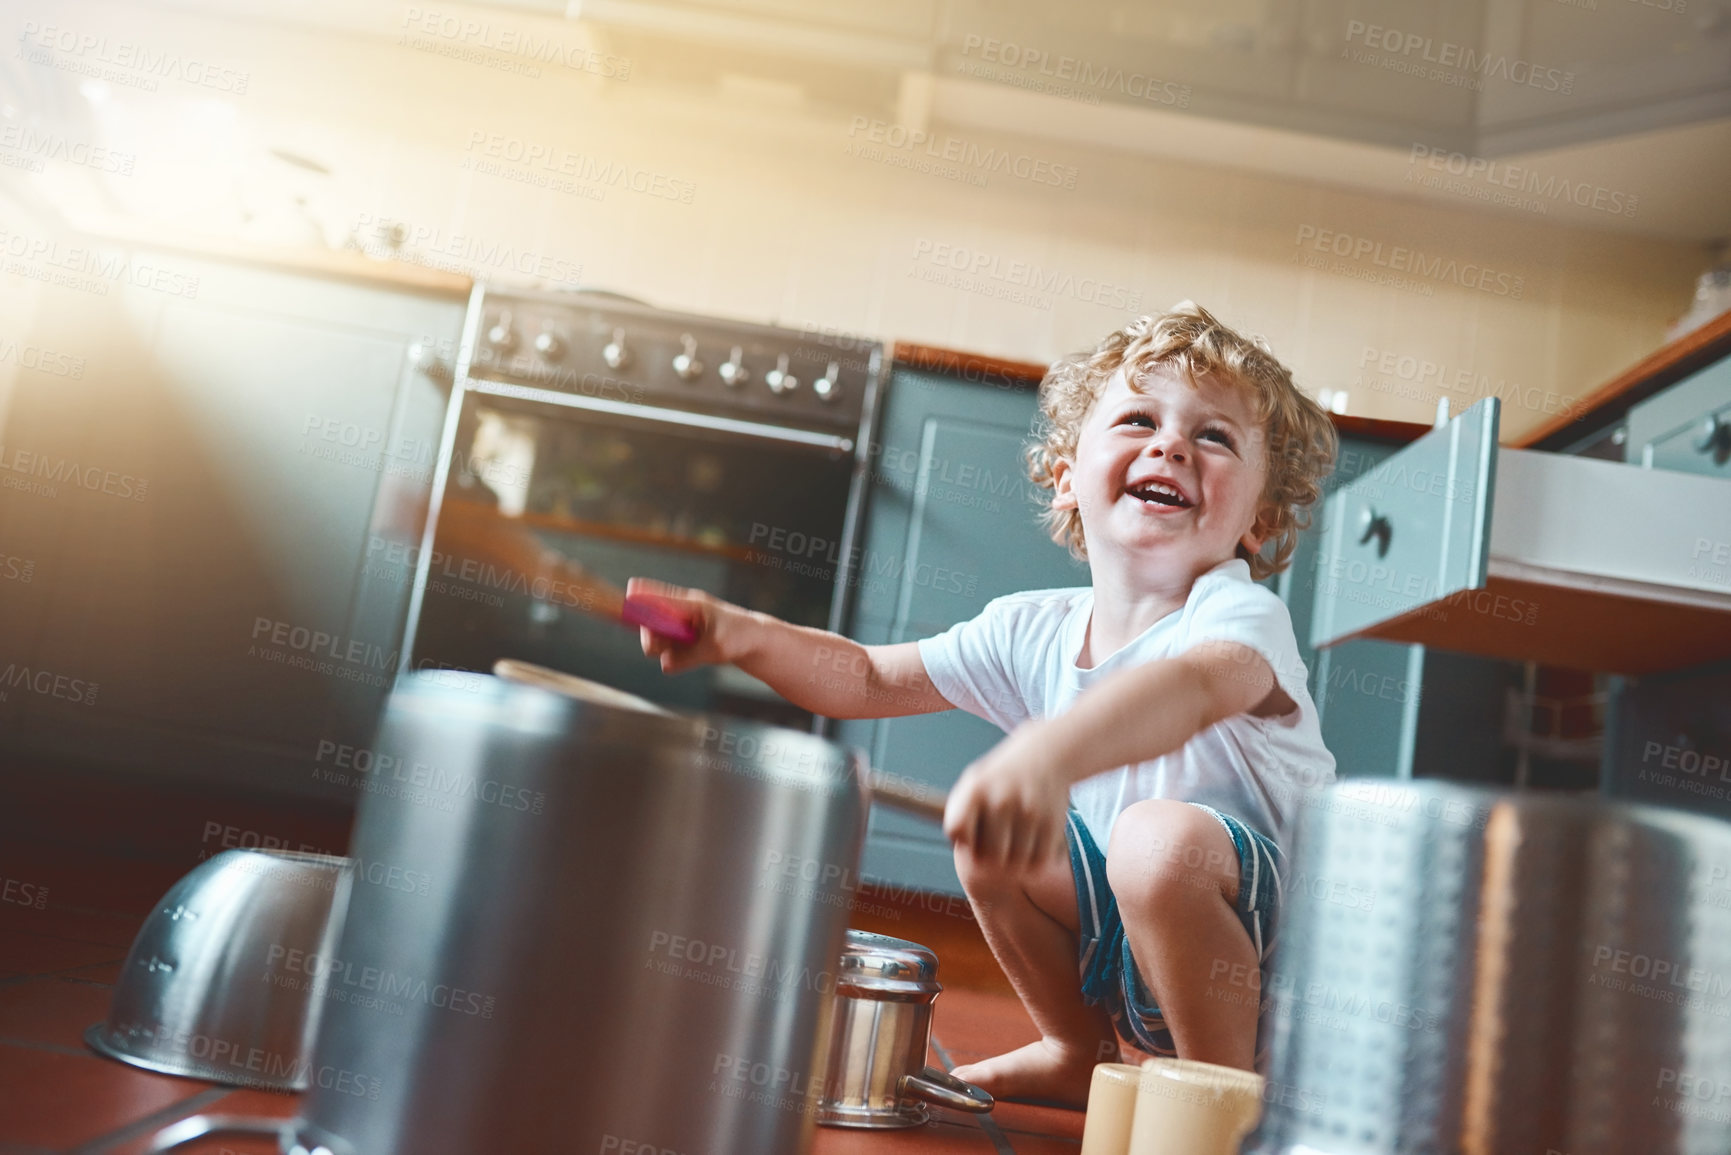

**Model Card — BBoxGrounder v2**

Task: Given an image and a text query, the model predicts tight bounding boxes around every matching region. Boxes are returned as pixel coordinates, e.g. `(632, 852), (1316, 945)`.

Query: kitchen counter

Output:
(0, 768), (1087, 1153)
(892, 341), (1437, 447)
(72, 221), (475, 299)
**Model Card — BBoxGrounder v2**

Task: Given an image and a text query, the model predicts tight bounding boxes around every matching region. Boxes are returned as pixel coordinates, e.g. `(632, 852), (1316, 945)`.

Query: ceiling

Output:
(127, 0), (1731, 240)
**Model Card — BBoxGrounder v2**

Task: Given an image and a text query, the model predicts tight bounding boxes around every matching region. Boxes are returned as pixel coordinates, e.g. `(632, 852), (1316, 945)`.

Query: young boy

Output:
(630, 303), (1338, 1107)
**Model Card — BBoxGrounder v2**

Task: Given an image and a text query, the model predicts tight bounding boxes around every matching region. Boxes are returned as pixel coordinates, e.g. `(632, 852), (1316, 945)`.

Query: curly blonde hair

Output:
(1027, 302), (1337, 581)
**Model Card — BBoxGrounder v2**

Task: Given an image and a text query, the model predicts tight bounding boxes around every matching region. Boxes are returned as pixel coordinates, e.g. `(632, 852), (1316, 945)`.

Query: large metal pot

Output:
(1245, 781), (1731, 1155)
(154, 670), (867, 1154)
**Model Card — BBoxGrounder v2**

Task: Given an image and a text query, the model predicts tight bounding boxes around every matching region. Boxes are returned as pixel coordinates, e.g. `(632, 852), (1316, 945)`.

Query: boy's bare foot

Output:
(948, 1037), (1109, 1109)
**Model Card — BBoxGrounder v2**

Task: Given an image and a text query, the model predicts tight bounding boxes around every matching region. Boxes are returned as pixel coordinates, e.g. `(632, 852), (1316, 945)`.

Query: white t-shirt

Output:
(917, 558), (1334, 849)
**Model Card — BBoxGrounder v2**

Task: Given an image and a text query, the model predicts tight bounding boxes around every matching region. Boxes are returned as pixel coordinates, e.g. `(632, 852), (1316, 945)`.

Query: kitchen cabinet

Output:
(1625, 352), (1731, 479)
(1277, 427), (1513, 783)
(1308, 398), (1731, 675)
(0, 240), (467, 795)
(837, 361), (1087, 895)
(1600, 341), (1731, 819)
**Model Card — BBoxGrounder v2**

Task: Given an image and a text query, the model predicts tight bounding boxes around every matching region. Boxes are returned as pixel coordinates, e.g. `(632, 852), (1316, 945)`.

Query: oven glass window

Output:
(407, 398), (855, 728)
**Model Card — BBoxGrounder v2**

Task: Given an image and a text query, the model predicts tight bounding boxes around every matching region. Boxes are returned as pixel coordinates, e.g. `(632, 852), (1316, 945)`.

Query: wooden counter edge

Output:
(892, 341), (1434, 444)
(1518, 309), (1731, 451)
(891, 341), (1049, 389)
(75, 223), (474, 298)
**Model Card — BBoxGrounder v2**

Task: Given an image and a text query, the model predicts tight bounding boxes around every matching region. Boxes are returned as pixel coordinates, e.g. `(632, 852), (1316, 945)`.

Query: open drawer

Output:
(1310, 399), (1731, 674)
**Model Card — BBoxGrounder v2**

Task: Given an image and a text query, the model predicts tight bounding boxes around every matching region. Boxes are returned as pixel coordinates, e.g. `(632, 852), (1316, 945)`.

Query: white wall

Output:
(5, 0), (1709, 441)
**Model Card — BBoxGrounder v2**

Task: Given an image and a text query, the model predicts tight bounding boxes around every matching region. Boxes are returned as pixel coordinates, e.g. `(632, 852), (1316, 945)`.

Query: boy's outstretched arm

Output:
(945, 642), (1292, 866)
(626, 577), (953, 720)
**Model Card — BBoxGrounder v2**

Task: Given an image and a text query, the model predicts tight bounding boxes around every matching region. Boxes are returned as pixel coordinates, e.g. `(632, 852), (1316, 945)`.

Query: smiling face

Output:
(1051, 364), (1275, 589)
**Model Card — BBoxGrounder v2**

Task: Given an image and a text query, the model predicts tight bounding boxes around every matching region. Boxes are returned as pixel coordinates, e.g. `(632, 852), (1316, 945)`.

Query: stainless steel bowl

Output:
(86, 849), (353, 1091)
(817, 930), (993, 1127)
(1246, 781), (1731, 1155)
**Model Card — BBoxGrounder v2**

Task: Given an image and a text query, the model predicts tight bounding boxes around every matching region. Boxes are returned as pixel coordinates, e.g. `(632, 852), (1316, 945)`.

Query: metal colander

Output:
(1247, 781), (1731, 1155)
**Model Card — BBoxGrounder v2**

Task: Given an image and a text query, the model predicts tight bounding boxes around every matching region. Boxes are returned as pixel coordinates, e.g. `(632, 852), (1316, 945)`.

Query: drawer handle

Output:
(1357, 506), (1392, 558)
(1694, 413), (1730, 463)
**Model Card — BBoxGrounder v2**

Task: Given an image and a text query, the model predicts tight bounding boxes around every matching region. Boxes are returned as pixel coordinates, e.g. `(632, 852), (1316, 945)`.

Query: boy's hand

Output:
(943, 723), (1072, 868)
(626, 577), (740, 674)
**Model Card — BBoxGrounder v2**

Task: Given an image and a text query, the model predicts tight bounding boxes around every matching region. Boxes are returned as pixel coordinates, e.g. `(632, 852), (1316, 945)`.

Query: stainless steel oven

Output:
(392, 287), (882, 731)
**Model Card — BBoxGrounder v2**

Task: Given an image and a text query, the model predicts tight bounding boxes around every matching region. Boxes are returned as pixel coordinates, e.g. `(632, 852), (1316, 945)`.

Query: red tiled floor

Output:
(61, 960), (124, 986)
(0, 977), (115, 1050)
(0, 926), (127, 976)
(933, 988), (1044, 1068)
(0, 901), (139, 952)
(812, 1120), (1001, 1152)
(0, 765), (1094, 1154)
(0, 1045), (214, 1150)
(101, 1088), (299, 1155)
(1, 849), (189, 921)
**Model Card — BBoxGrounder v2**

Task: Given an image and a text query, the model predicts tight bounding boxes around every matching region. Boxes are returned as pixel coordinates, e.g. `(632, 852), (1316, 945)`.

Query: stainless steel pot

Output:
(151, 670), (867, 1154)
(1245, 781), (1731, 1155)
(816, 930), (993, 1127)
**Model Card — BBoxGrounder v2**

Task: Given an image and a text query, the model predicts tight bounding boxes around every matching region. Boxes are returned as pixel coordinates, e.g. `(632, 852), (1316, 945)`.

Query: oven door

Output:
(397, 382), (862, 729)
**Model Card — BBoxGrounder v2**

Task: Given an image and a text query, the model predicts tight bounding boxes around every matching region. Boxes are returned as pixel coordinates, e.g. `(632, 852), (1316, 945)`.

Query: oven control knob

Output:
(673, 334), (704, 382)
(485, 310), (516, 351)
(813, 361), (842, 403)
(719, 346), (749, 388)
(765, 353), (798, 396)
(533, 326), (563, 360)
(603, 328), (631, 370)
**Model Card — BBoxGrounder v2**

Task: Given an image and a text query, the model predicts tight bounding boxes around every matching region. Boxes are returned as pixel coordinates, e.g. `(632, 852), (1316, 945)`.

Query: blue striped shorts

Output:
(1066, 804), (1283, 1057)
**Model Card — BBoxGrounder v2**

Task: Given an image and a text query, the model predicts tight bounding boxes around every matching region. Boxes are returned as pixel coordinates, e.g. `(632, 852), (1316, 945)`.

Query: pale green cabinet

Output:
(838, 366), (1087, 895)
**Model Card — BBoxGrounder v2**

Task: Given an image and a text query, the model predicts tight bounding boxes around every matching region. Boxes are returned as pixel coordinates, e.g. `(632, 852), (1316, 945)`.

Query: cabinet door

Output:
(1309, 400), (1500, 650)
(1627, 356), (1731, 479)
(1280, 435), (1425, 778)
(0, 250), (465, 793)
(840, 367), (1086, 895)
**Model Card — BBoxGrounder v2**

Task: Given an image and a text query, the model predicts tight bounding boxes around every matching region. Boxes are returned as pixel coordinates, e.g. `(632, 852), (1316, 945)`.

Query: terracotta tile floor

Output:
(0, 767), (1085, 1154)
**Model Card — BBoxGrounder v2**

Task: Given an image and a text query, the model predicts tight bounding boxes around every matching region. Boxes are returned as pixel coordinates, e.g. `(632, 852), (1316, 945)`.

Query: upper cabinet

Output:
(1310, 395), (1731, 674)
(1626, 355), (1731, 480)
